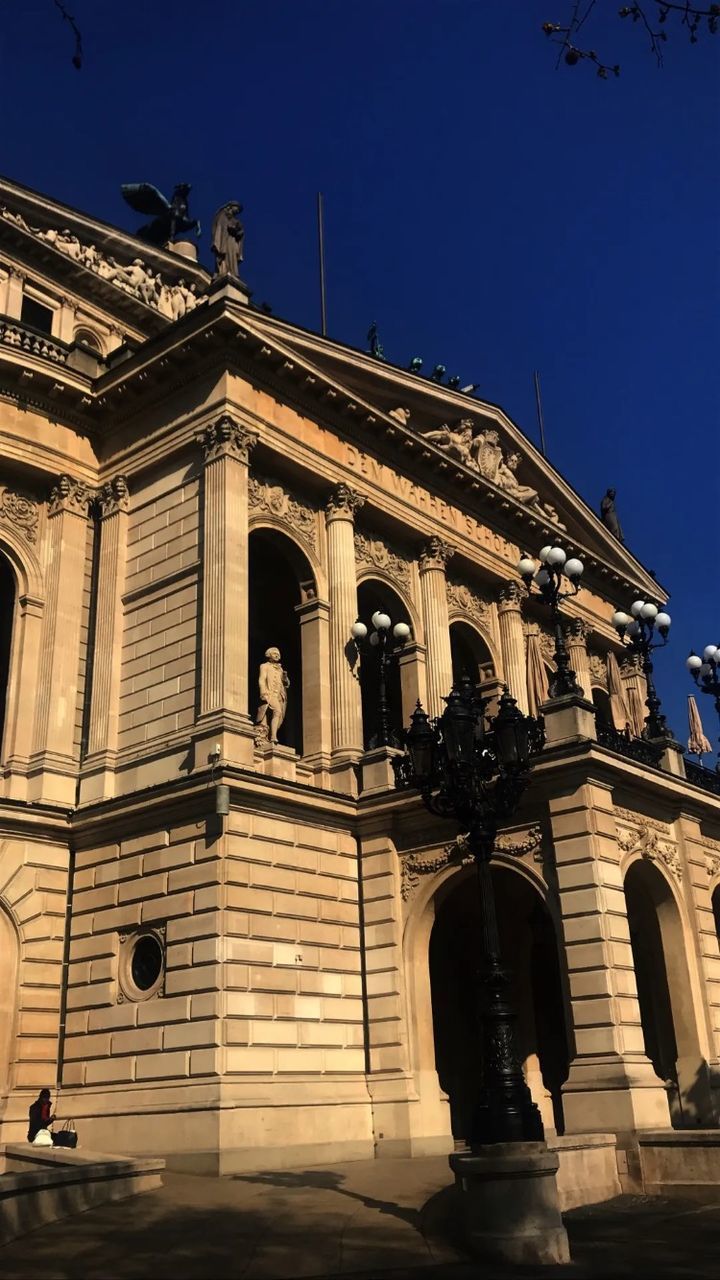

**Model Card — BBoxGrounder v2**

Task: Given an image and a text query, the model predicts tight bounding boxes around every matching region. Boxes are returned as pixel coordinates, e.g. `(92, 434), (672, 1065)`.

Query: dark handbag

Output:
(53, 1120), (78, 1149)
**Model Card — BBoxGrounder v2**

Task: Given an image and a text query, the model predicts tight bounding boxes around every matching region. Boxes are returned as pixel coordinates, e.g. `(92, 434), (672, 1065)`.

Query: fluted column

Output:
(497, 581), (529, 713)
(83, 476), (130, 800)
(418, 537), (454, 718)
(197, 415), (258, 764)
(325, 484), (364, 762)
(30, 474), (93, 803)
(565, 618), (591, 700)
(620, 651), (647, 737)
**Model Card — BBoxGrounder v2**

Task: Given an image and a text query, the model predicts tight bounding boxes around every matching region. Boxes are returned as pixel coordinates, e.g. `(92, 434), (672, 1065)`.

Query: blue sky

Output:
(2, 1), (719, 751)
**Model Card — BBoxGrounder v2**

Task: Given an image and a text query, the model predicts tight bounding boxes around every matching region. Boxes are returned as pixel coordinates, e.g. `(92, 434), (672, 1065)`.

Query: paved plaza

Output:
(2, 1156), (720, 1279)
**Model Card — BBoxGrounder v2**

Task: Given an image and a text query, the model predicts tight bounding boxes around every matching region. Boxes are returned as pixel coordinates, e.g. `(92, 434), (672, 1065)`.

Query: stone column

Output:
(548, 777), (670, 1133)
(83, 476), (130, 801)
(418, 537), (454, 719)
(565, 618), (591, 700)
(3, 593), (44, 801)
(196, 414), (258, 767)
(497, 581), (528, 714)
(325, 484), (364, 788)
(30, 474), (93, 804)
(296, 592), (331, 782)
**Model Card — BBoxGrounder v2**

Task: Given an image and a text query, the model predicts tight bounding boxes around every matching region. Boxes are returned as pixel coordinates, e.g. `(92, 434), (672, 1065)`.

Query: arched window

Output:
(248, 529), (315, 755)
(450, 620), (495, 688)
(591, 687), (613, 729)
(0, 553), (16, 762)
(74, 326), (103, 354)
(356, 579), (412, 750)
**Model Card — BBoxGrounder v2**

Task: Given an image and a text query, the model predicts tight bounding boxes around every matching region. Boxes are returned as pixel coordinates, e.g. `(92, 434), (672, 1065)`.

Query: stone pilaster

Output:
(497, 581), (529, 714)
(83, 476), (130, 801)
(565, 618), (591, 700)
(549, 779), (670, 1133)
(197, 414), (258, 767)
(620, 652), (646, 738)
(30, 474), (93, 803)
(325, 485), (364, 785)
(418, 537), (454, 719)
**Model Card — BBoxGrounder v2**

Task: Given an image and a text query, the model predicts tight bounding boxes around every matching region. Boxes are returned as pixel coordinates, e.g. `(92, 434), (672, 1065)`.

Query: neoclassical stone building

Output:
(1, 175), (720, 1181)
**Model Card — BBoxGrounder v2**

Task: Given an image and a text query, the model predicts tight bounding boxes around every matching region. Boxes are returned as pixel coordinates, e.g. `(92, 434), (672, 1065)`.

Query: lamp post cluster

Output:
(351, 610), (410, 748)
(687, 644), (720, 770)
(394, 677), (546, 1145)
(517, 545), (585, 698)
(611, 600), (673, 741)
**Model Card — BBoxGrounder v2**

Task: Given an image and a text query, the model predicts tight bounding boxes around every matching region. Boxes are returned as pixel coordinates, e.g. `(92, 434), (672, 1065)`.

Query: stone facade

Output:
(1, 177), (720, 1175)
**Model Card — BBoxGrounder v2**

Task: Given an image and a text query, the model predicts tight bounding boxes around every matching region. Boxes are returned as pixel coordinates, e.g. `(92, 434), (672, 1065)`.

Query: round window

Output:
(118, 927), (165, 1002)
(130, 934), (164, 992)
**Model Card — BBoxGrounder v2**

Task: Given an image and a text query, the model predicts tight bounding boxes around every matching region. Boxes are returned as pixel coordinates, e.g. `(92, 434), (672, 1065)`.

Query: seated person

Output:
(27, 1088), (54, 1142)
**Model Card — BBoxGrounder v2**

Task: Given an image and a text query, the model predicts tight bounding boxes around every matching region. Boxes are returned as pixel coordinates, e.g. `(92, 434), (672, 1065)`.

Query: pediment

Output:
(243, 313), (663, 600)
(0, 175), (211, 345)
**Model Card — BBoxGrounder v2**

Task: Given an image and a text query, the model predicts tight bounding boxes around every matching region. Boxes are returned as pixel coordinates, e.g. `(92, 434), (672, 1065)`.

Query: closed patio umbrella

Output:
(606, 651), (632, 734)
(526, 626), (548, 719)
(688, 695), (712, 759)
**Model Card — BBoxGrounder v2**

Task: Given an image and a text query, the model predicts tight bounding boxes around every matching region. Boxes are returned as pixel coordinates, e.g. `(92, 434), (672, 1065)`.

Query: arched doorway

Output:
(428, 864), (569, 1144)
(248, 529), (316, 755)
(0, 553), (16, 762)
(591, 687), (613, 731)
(624, 858), (713, 1126)
(356, 579), (412, 750)
(0, 904), (19, 1095)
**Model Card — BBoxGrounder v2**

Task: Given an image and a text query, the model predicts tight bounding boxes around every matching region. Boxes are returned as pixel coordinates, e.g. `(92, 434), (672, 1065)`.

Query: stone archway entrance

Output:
(428, 864), (569, 1144)
(624, 858), (713, 1126)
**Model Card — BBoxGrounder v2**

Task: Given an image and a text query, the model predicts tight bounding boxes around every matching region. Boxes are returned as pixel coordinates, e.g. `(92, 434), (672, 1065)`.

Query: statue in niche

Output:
(425, 419), (474, 466)
(255, 647), (290, 745)
(211, 202), (244, 277)
(600, 488), (624, 543)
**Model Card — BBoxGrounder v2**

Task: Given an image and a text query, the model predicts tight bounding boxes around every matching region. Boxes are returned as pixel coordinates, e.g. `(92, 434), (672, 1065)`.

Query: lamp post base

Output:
(449, 1143), (570, 1266)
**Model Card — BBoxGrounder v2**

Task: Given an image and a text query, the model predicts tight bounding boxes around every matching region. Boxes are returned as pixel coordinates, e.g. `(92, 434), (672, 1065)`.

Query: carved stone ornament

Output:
(446, 578), (492, 624)
(421, 417), (567, 530)
(565, 618), (589, 642)
(97, 474), (130, 519)
(325, 483), (364, 521)
(199, 415), (258, 465)
(419, 536), (454, 573)
(0, 204), (207, 321)
(400, 825), (543, 899)
(588, 651), (609, 690)
(249, 474), (317, 552)
(707, 854), (720, 880)
(498, 580), (523, 610)
(0, 487), (39, 543)
(354, 530), (411, 589)
(48, 474), (94, 518)
(615, 809), (682, 882)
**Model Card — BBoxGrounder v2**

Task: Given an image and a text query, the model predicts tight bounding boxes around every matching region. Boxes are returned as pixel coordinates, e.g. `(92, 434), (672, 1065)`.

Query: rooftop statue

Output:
(600, 487), (624, 543)
(121, 183), (201, 246)
(211, 202), (244, 278)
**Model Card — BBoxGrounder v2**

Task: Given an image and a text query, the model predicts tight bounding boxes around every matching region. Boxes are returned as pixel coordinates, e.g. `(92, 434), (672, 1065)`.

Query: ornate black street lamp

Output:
(611, 600), (673, 740)
(351, 610), (411, 748)
(517, 545), (585, 697)
(394, 676), (546, 1145)
(686, 644), (720, 770)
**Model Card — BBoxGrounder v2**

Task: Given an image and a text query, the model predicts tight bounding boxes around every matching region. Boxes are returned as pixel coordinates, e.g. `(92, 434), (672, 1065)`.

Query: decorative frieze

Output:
(446, 578), (492, 624)
(48, 474), (94, 518)
(588, 651), (608, 689)
(0, 487), (39, 543)
(419, 536), (454, 573)
(199, 415), (258, 465)
(354, 530), (411, 589)
(615, 808), (682, 882)
(400, 825), (543, 899)
(249, 474), (318, 552)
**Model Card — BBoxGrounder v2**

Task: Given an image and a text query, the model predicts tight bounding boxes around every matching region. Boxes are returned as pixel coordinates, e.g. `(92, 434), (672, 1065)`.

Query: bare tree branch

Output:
(543, 1), (719, 76)
(52, 0), (83, 69)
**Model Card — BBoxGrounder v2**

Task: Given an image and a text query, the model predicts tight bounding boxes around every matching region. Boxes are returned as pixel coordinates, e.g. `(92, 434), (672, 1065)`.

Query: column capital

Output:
(497, 579), (523, 611)
(325, 483), (364, 522)
(199, 414), (258, 465)
(47, 474), (94, 519)
(418, 536), (454, 573)
(565, 617), (590, 641)
(97, 474), (130, 519)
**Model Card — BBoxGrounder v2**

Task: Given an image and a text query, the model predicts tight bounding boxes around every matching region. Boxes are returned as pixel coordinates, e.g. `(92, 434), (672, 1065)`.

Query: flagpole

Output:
(317, 192), (327, 337)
